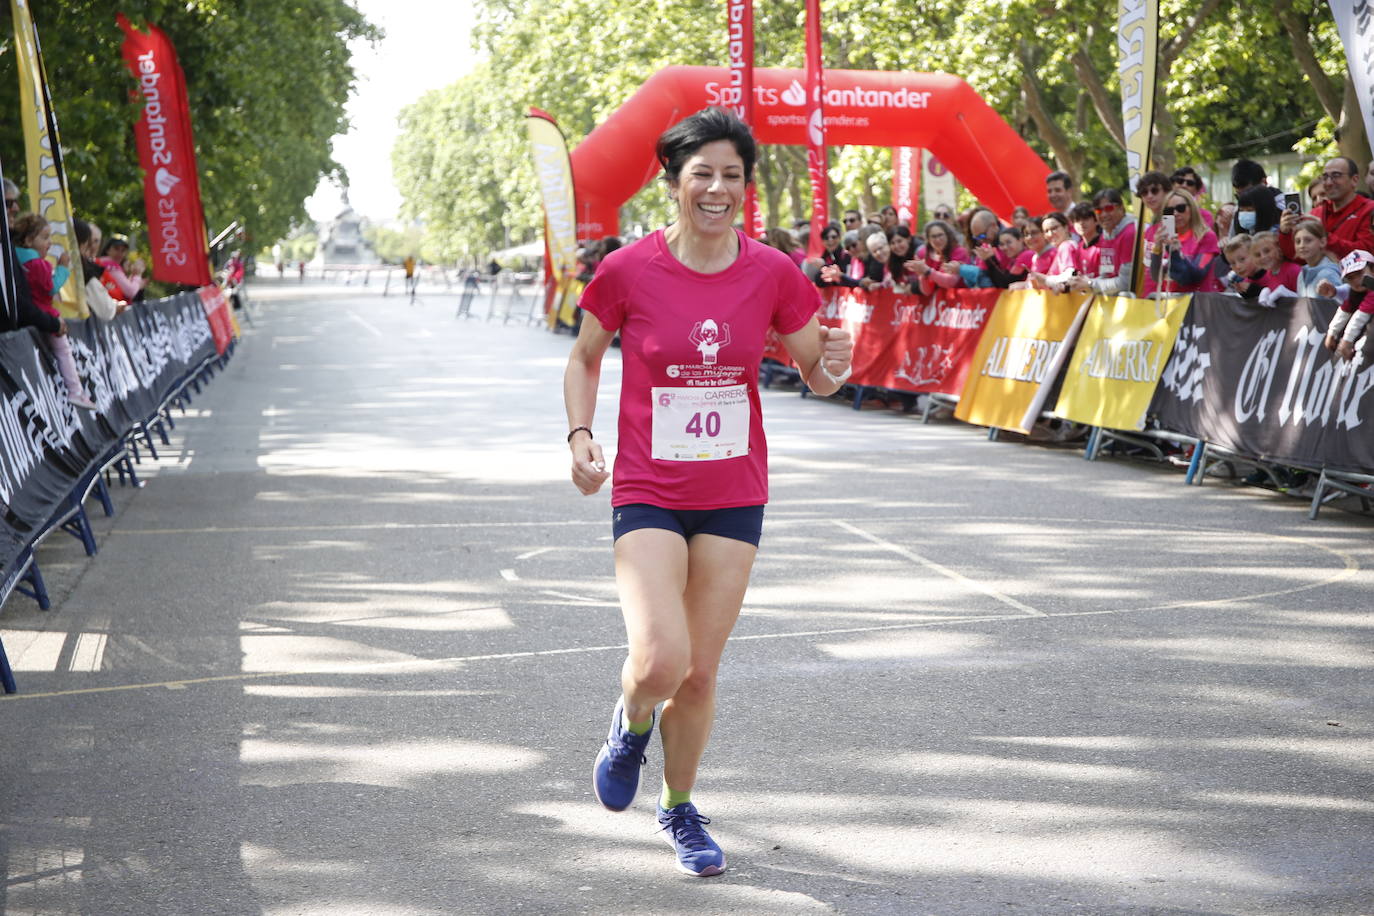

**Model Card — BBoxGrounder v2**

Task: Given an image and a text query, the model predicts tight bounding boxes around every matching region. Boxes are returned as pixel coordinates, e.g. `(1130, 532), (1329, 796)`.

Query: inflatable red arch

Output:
(570, 65), (1053, 238)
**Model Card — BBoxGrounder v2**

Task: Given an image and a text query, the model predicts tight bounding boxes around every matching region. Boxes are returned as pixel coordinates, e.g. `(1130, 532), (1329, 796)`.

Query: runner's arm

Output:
(564, 313), (616, 495)
(779, 316), (853, 397)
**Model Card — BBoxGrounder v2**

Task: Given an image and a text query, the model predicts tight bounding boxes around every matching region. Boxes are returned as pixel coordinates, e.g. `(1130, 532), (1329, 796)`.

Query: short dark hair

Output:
(1068, 202), (1096, 222)
(880, 204), (898, 217)
(1171, 166), (1200, 181)
(1039, 211), (1070, 231)
(1138, 170), (1171, 194)
(1045, 170), (1073, 190)
(1231, 158), (1267, 190)
(655, 106), (756, 184)
(1092, 188), (1125, 207)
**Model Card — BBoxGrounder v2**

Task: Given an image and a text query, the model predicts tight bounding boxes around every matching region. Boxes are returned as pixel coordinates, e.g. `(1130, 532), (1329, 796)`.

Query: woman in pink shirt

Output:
(563, 107), (853, 879)
(1146, 188), (1221, 295)
(910, 219), (969, 294)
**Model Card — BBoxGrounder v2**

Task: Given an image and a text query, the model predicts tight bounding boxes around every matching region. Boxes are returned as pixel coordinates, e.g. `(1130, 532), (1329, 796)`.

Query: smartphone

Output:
(1284, 192), (1301, 214)
(1161, 214), (1175, 235)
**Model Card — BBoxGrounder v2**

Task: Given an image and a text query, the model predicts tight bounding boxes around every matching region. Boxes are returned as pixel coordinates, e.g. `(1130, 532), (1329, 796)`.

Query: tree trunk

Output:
(1018, 55), (1083, 179)
(1339, 73), (1371, 167)
(1072, 46), (1125, 149)
(757, 149), (783, 229)
(1276, 0), (1343, 122)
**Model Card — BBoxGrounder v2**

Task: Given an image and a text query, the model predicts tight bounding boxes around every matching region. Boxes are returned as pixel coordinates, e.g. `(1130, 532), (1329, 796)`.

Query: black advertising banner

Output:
(0, 291), (216, 581)
(1152, 293), (1374, 473)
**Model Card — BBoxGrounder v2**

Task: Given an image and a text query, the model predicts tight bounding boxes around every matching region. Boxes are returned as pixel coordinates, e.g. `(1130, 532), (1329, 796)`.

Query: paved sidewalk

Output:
(2, 284), (1372, 915)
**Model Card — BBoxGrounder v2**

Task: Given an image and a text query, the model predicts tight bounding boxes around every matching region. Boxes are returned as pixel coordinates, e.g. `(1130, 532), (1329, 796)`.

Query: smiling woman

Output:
(561, 106), (854, 879)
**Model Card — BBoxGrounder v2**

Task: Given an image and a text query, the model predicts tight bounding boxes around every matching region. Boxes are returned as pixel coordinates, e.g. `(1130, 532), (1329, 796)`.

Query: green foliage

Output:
(362, 221), (425, 264)
(0, 1), (378, 251)
(398, 0), (1354, 260)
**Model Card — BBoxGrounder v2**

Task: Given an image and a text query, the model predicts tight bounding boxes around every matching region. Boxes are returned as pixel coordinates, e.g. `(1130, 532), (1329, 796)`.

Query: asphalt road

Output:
(2, 278), (1372, 915)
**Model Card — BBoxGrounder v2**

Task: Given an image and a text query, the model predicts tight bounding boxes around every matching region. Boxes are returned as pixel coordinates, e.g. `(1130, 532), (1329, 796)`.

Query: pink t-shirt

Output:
(579, 229), (821, 510)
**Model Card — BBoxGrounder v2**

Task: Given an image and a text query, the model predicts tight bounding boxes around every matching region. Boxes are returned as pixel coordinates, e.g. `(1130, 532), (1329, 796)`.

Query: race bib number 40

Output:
(651, 384), (750, 461)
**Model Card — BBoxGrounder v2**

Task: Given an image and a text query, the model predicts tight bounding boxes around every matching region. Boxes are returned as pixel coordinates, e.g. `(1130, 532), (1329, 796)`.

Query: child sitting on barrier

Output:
(1320, 249), (1374, 360)
(12, 213), (95, 409)
(1219, 234), (1265, 300)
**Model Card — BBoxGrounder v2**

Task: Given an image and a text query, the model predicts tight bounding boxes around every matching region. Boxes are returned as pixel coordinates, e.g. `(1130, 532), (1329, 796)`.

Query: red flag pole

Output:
(728, 1), (764, 239)
(803, 0), (829, 259)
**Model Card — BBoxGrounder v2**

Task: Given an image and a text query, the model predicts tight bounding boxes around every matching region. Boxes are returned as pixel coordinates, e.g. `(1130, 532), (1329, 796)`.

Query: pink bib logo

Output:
(689, 319), (732, 365)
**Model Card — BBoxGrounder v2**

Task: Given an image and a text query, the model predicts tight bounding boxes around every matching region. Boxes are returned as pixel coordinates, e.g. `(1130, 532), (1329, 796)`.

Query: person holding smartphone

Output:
(1146, 189), (1221, 296)
(1279, 157), (1374, 262)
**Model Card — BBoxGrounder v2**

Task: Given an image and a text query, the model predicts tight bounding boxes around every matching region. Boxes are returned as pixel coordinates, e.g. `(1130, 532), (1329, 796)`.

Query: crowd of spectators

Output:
(1, 176), (152, 409)
(760, 155), (1374, 365)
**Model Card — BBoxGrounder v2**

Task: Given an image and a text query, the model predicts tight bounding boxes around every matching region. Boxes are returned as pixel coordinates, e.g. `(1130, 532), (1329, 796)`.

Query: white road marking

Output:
(346, 311), (384, 338)
(516, 547), (556, 560)
(500, 569), (519, 581)
(68, 633), (108, 673)
(830, 519), (1047, 617)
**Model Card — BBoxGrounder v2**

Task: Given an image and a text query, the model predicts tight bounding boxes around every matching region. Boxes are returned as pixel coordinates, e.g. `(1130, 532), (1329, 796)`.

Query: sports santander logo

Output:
(155, 167), (180, 196)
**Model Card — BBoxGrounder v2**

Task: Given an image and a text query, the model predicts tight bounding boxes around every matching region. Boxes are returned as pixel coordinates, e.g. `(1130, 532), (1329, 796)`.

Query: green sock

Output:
(660, 786), (692, 810)
(622, 710), (653, 735)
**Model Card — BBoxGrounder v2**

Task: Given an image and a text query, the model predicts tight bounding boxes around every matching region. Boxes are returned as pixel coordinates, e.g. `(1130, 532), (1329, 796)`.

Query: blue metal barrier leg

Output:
(987, 427), (1000, 442)
(95, 477), (115, 516)
(1184, 441), (1206, 485)
(1084, 427), (1100, 460)
(63, 504), (98, 556)
(16, 561), (51, 611)
(0, 636), (16, 693)
(140, 423), (160, 460)
(851, 385), (865, 410)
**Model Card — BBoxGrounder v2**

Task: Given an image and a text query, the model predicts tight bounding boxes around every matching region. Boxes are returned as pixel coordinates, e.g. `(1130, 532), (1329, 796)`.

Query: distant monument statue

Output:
(316, 189), (379, 265)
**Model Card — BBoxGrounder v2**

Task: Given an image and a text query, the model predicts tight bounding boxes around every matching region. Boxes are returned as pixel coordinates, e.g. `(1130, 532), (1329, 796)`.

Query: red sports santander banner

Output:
(726, 0), (764, 239)
(765, 287), (999, 397)
(893, 147), (920, 233)
(117, 14), (212, 287)
(803, 0), (829, 258)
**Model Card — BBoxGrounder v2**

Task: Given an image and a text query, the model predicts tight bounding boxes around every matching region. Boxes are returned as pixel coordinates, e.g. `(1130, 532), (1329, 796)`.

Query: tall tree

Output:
(0, 1), (378, 249)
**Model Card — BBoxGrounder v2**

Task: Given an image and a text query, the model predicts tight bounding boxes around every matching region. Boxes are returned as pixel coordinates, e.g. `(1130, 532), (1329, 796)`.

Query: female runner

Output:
(562, 107), (853, 877)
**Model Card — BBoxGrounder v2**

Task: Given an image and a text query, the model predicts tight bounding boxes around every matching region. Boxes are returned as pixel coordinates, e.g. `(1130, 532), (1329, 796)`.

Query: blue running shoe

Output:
(592, 698), (654, 812)
(657, 802), (726, 876)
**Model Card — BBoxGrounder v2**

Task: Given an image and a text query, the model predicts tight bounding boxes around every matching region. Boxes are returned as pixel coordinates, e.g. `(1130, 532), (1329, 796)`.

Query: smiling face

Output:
(1022, 224), (1047, 252)
(925, 225), (949, 255)
(866, 234), (890, 261)
(1252, 236), (1281, 272)
(890, 234), (910, 257)
(667, 139), (745, 240)
(1042, 218), (1068, 247)
(1095, 201), (1123, 232)
(997, 232), (1025, 257)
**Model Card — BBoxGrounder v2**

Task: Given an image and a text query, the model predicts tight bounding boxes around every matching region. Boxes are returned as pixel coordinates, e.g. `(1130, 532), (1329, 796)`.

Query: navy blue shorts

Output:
(612, 503), (765, 547)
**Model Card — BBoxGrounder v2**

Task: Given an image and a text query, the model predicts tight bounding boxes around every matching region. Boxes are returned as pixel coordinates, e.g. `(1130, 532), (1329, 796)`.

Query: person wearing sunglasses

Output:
(841, 209), (863, 230)
(1067, 188), (1138, 294)
(1171, 167), (1215, 228)
(813, 221), (854, 288)
(1278, 156), (1374, 264)
(1147, 188), (1221, 295)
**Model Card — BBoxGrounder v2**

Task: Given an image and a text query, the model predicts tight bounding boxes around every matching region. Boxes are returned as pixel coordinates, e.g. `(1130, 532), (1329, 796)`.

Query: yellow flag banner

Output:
(526, 108), (578, 324)
(954, 290), (1090, 432)
(11, 0), (86, 317)
(1118, 0), (1159, 294)
(1054, 294), (1191, 431)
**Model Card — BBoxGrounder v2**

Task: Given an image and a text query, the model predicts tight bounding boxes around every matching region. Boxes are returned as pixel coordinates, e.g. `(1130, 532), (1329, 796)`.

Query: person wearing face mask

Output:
(1234, 186), (1282, 235)
(1321, 249), (1374, 360)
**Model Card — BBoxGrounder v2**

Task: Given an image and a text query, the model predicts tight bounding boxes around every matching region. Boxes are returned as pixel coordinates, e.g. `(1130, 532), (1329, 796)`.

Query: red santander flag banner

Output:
(117, 14), (212, 287)
(803, 0), (829, 258)
(197, 284), (233, 355)
(726, 0), (764, 239)
(893, 147), (920, 233)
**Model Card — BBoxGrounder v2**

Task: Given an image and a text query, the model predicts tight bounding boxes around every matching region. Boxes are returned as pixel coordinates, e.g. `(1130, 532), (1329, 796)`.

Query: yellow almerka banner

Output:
(1118, 0), (1158, 294)
(955, 289), (1090, 432)
(1054, 294), (1191, 431)
(526, 110), (578, 326)
(11, 0), (86, 317)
